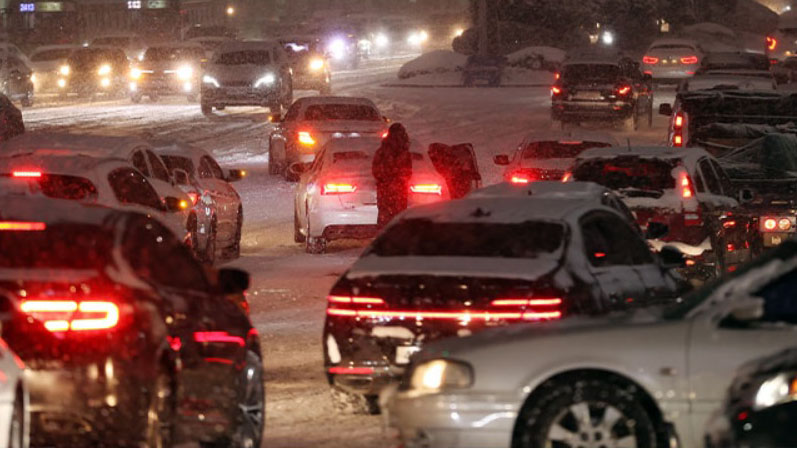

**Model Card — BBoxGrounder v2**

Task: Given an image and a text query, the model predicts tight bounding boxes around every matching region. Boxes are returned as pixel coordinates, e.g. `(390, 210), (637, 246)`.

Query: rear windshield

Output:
(0, 223), (111, 269)
(369, 219), (566, 258)
(522, 141), (612, 159)
(216, 50), (271, 65)
(701, 54), (770, 71)
(37, 175), (98, 201)
(31, 49), (72, 61)
(573, 157), (676, 194)
(144, 47), (205, 62)
(563, 64), (620, 83)
(650, 44), (694, 51)
(303, 104), (380, 121)
(332, 151), (370, 164)
(160, 155), (196, 176)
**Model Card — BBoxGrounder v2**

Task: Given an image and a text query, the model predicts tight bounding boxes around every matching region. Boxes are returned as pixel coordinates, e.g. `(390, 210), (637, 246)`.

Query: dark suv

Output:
(551, 56), (654, 130)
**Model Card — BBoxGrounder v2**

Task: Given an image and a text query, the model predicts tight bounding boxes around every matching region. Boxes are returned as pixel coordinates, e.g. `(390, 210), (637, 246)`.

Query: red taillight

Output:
(680, 173), (694, 199)
(722, 220), (736, 229)
(561, 172), (572, 183)
(410, 183), (442, 195)
(327, 295), (385, 305)
(673, 133), (683, 147)
(767, 36), (777, 51)
(616, 85), (631, 96)
(322, 182), (356, 195)
(328, 366), (374, 375)
(193, 331), (245, 347)
(0, 221), (46, 231)
(674, 113), (684, 129)
(491, 298), (562, 307)
(509, 170), (534, 184)
(326, 308), (560, 321)
(551, 86), (562, 96)
(187, 192), (199, 206)
(20, 300), (120, 332)
(642, 56), (659, 64)
(12, 170), (42, 178)
(554, 72), (560, 80)
(298, 131), (316, 146)
(680, 56), (698, 65)
(764, 218), (777, 230)
(381, 131), (388, 138)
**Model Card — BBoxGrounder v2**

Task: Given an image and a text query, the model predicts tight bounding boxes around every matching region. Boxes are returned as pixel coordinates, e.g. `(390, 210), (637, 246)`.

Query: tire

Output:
(201, 102), (212, 115)
(329, 386), (378, 415)
(268, 141), (280, 175)
(143, 371), (175, 448)
(216, 105), (226, 111)
(281, 77), (293, 109)
(231, 350), (265, 447)
(305, 212), (327, 254)
(204, 218), (217, 265)
(647, 96), (654, 128)
(187, 215), (200, 260)
(294, 207), (306, 243)
(621, 107), (638, 132)
(8, 388), (23, 448)
(514, 376), (660, 448)
(228, 208), (243, 259)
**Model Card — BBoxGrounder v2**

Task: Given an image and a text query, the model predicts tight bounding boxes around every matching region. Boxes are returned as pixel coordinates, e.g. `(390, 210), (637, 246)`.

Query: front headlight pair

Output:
(753, 372), (797, 410)
(409, 359), (472, 392)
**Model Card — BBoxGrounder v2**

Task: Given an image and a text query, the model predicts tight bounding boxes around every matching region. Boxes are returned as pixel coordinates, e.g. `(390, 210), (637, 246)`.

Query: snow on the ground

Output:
(19, 55), (677, 447)
(507, 46), (566, 65)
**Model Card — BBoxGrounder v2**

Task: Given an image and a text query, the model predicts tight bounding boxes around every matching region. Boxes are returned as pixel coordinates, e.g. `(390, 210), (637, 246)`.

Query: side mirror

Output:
(659, 245), (686, 269)
(172, 169), (190, 186)
(659, 103), (673, 116)
(645, 222), (670, 240)
(739, 188), (755, 204)
(288, 162), (311, 176)
(493, 154), (511, 166)
(164, 196), (186, 213)
(226, 169), (246, 182)
(218, 268), (250, 295)
(269, 113), (282, 123)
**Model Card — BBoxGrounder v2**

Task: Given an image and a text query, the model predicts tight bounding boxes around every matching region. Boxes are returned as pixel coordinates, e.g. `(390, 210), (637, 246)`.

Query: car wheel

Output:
(131, 92), (143, 104)
(330, 387), (378, 414)
(216, 105), (226, 111)
(8, 388), (23, 448)
(201, 102), (212, 115)
(231, 350), (265, 447)
(228, 208), (243, 259)
(305, 211), (327, 254)
(143, 370), (174, 448)
(515, 376), (660, 448)
(294, 207), (306, 243)
(204, 218), (217, 265)
(187, 215), (200, 259)
(647, 96), (654, 128)
(268, 141), (280, 175)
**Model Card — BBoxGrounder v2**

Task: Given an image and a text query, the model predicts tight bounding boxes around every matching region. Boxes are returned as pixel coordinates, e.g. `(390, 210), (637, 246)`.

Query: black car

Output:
(58, 47), (129, 98)
(551, 56), (654, 130)
(322, 196), (685, 413)
(0, 54), (33, 107)
(130, 44), (206, 103)
(0, 93), (24, 142)
(0, 196), (263, 447)
(707, 348), (797, 447)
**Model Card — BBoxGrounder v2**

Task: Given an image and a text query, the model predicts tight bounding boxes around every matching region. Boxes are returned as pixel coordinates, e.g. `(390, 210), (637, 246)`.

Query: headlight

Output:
(254, 73), (276, 88)
(177, 65), (193, 80)
(409, 359), (472, 392)
(419, 30), (429, 42)
(30, 73), (36, 83)
(98, 64), (112, 76)
(754, 372), (797, 410)
(375, 33), (389, 48)
(309, 58), (325, 71)
(202, 75), (220, 87)
(130, 68), (142, 79)
(328, 39), (346, 60)
(59, 65), (70, 76)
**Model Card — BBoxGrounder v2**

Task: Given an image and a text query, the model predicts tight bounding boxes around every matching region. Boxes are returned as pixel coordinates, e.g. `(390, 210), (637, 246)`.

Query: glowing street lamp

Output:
(226, 6), (235, 16)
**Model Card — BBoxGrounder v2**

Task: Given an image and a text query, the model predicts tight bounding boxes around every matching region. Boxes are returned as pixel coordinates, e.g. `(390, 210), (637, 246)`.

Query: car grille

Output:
(221, 80), (252, 87)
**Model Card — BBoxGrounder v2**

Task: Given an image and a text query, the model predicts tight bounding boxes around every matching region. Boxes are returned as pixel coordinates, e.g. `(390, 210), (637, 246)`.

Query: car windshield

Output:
(93, 37), (131, 47)
(144, 47), (204, 61)
(0, 223), (111, 269)
(69, 49), (111, 66)
(216, 50), (271, 65)
(303, 104), (380, 121)
(160, 155), (196, 176)
(368, 219), (566, 258)
(522, 141), (612, 159)
(573, 157), (676, 194)
(563, 64), (620, 83)
(31, 48), (73, 61)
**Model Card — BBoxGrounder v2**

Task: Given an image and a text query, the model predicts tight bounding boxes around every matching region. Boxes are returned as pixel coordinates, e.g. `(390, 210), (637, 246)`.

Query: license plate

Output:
(395, 345), (420, 364)
(764, 233), (787, 247)
(574, 91), (602, 100)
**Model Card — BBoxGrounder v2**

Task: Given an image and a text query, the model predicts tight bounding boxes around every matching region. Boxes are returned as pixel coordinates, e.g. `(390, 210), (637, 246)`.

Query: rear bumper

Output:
(642, 65), (697, 81)
(308, 201), (378, 239)
(552, 100), (633, 120)
(201, 86), (278, 106)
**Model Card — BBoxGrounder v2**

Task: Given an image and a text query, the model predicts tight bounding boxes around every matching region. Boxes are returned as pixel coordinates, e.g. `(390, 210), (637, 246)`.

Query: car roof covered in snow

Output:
(520, 129), (618, 146)
(469, 181), (612, 200)
(0, 194), (121, 227)
(145, 42), (205, 51)
(1, 132), (151, 158)
(292, 96), (378, 107)
(0, 152), (131, 179)
(576, 145), (711, 168)
(216, 40), (282, 53)
(150, 139), (209, 162)
(324, 136), (422, 155)
(30, 44), (79, 53)
(647, 38), (698, 48)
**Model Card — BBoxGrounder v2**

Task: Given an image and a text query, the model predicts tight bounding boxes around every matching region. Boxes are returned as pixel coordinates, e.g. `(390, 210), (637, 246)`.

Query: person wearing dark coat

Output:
(372, 123), (413, 227)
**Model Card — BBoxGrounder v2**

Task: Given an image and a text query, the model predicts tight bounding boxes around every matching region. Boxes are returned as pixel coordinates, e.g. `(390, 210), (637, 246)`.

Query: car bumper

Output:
(308, 200), (378, 239)
(132, 77), (197, 95)
(202, 86), (278, 106)
(385, 389), (517, 447)
(642, 65), (697, 82)
(552, 101), (633, 119)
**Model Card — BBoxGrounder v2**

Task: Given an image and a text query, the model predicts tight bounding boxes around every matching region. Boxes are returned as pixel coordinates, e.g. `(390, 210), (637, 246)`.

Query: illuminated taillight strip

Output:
(410, 184), (442, 195)
(322, 183), (357, 195)
(12, 171), (42, 178)
(326, 308), (561, 321)
(20, 300), (119, 332)
(193, 331), (246, 347)
(71, 301), (120, 330)
(491, 298), (562, 307)
(0, 221), (46, 231)
(327, 295), (384, 305)
(328, 366), (374, 375)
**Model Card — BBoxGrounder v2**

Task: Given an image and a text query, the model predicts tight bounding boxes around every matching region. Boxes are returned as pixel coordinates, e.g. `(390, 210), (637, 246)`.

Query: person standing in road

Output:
(372, 123), (413, 227)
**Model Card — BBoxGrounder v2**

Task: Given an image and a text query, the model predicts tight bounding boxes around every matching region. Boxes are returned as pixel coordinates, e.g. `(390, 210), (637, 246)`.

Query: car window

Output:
(650, 44), (695, 51)
(562, 64), (620, 83)
(754, 268), (797, 324)
(198, 157), (213, 178)
(710, 159), (734, 195)
(602, 195), (637, 225)
(123, 217), (210, 292)
(522, 141), (612, 159)
(31, 48), (73, 62)
(698, 159), (722, 195)
(203, 156), (225, 179)
(37, 175), (98, 201)
(303, 104), (380, 121)
(107, 168), (163, 210)
(581, 212), (652, 267)
(0, 223), (112, 269)
(160, 155), (196, 176)
(284, 102), (302, 121)
(146, 150), (171, 182)
(132, 150), (150, 176)
(216, 50), (271, 65)
(573, 157), (676, 194)
(693, 170), (706, 193)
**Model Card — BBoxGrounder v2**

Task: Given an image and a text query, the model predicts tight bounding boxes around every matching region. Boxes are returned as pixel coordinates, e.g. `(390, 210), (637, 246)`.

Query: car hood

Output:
(207, 63), (277, 83)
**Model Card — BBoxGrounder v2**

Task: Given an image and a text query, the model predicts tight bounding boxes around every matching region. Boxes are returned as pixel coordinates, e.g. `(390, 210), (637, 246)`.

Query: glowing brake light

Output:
(328, 366), (374, 375)
(20, 300), (119, 332)
(491, 298), (562, 307)
(298, 131), (316, 146)
(764, 218), (777, 230)
(193, 331), (245, 347)
(680, 173), (694, 199)
(616, 85), (631, 96)
(12, 171), (42, 178)
(561, 172), (572, 183)
(673, 133), (683, 147)
(0, 221), (46, 231)
(410, 183), (442, 195)
(674, 113), (684, 129)
(642, 56), (659, 64)
(680, 56), (698, 64)
(767, 36), (778, 51)
(327, 295), (385, 305)
(551, 86), (562, 95)
(381, 131), (388, 139)
(322, 182), (357, 195)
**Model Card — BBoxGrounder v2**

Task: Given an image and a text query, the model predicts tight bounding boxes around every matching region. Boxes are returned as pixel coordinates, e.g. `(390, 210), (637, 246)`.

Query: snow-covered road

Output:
(20, 57), (676, 447)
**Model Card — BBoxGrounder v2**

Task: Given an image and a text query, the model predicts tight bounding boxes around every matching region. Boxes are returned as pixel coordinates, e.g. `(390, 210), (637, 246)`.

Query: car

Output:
(153, 139), (246, 262)
(570, 146), (747, 280)
(641, 38), (703, 83)
(551, 55), (654, 130)
(129, 43), (206, 103)
(281, 37), (332, 94)
(0, 53), (34, 107)
(0, 93), (24, 143)
(294, 136), (448, 254)
(707, 347), (797, 447)
(695, 52), (771, 75)
(492, 129), (617, 184)
(324, 196), (685, 413)
(771, 55), (797, 84)
(0, 195), (263, 447)
(90, 33), (147, 61)
(57, 47), (129, 98)
(268, 96), (388, 178)
(28, 45), (77, 93)
(386, 238), (797, 448)
(200, 40), (293, 115)
(322, 32), (361, 70)
(0, 336), (28, 448)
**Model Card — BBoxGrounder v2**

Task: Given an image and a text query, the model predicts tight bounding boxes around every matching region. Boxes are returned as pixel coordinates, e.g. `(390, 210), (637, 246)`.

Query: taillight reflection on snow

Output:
(20, 300), (120, 332)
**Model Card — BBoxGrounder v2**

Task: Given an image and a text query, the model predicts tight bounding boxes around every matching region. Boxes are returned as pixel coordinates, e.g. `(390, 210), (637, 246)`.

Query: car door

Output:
(300, 147), (326, 228)
(579, 211), (647, 310)
(144, 148), (185, 202)
(198, 155), (239, 242)
(686, 266), (797, 441)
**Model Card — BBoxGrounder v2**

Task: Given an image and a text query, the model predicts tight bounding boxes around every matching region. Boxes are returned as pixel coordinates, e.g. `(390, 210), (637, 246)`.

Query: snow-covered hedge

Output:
(507, 46), (565, 70)
(397, 50), (467, 79)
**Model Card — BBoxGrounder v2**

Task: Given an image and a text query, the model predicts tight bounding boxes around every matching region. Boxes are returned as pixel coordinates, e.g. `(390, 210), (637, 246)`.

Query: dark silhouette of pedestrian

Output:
(372, 123), (413, 227)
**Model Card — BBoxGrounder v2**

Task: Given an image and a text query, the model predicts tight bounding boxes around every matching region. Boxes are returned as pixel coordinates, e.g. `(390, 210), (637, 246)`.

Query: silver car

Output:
(641, 38), (703, 83)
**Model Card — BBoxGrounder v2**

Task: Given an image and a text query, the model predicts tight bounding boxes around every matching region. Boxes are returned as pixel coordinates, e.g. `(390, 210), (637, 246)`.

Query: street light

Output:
(226, 6), (235, 16)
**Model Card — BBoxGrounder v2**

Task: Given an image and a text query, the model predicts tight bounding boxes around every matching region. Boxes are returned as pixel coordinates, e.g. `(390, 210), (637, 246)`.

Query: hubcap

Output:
(546, 402), (637, 448)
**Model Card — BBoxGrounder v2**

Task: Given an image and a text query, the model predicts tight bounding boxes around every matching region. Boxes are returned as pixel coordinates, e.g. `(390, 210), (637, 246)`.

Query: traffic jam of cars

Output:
(4, 1), (797, 448)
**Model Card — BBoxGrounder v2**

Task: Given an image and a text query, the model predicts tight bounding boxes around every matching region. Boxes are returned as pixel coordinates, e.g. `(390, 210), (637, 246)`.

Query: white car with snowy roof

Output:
(386, 238), (797, 448)
(28, 44), (77, 92)
(492, 129), (618, 184)
(294, 136), (448, 254)
(323, 195), (686, 412)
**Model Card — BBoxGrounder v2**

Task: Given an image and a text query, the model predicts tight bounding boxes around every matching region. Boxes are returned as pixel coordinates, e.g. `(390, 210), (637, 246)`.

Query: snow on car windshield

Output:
(160, 155), (195, 176)
(216, 50), (271, 65)
(369, 219), (565, 258)
(563, 64), (620, 83)
(522, 141), (612, 159)
(31, 49), (73, 61)
(144, 47), (204, 61)
(303, 104), (380, 121)
(92, 37), (131, 47)
(0, 224), (111, 269)
(573, 158), (676, 196)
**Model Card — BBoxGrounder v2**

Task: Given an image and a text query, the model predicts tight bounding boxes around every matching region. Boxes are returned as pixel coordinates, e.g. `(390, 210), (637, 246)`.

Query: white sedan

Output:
(0, 336), (28, 448)
(294, 137), (449, 253)
(641, 38), (703, 83)
(386, 240), (797, 447)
